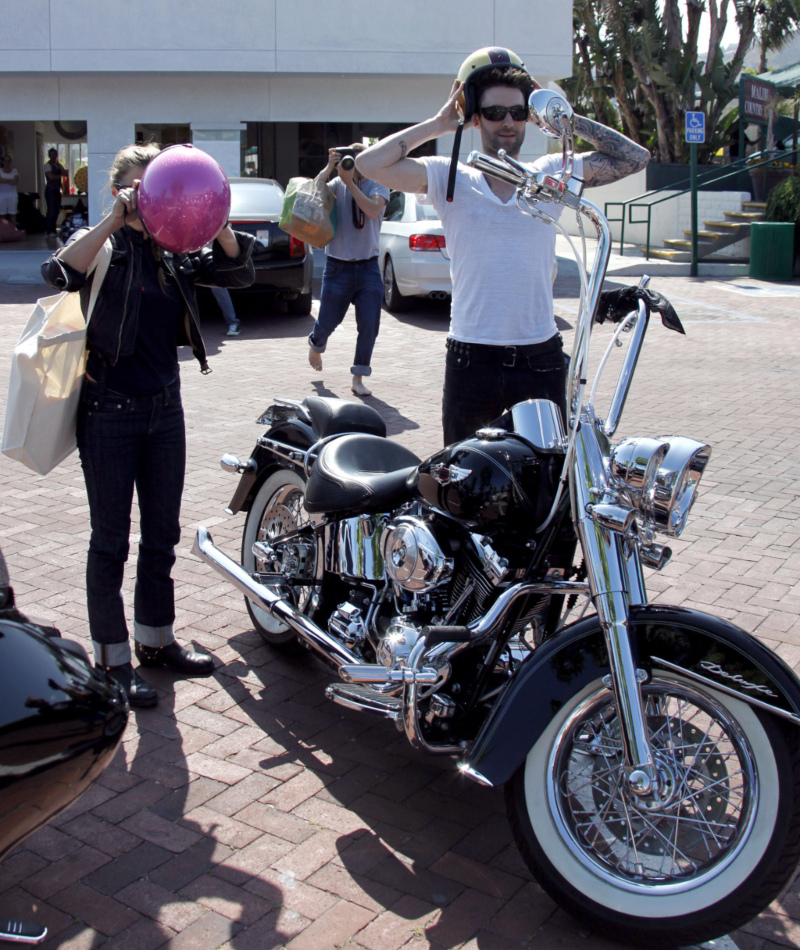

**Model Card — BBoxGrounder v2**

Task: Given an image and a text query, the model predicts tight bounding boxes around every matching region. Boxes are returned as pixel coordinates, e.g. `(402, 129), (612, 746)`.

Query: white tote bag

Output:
(1, 242), (113, 475)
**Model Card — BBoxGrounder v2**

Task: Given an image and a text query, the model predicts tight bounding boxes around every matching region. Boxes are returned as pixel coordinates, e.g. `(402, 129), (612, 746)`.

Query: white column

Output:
(85, 113), (136, 225)
(190, 122), (246, 178)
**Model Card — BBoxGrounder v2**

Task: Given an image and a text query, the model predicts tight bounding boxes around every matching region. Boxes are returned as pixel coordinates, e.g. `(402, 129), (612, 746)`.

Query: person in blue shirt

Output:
(307, 144), (389, 397)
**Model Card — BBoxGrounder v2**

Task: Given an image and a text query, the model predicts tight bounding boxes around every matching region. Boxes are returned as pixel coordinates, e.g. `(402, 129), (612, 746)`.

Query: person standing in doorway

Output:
(0, 155), (20, 229)
(307, 144), (389, 397)
(44, 147), (67, 237)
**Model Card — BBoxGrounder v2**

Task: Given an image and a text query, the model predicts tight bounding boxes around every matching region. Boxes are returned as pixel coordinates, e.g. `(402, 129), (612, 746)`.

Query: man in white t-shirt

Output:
(357, 47), (649, 444)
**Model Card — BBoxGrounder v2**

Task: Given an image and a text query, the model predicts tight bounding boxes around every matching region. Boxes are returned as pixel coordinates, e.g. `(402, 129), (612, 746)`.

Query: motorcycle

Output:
(193, 90), (800, 947)
(0, 545), (128, 944)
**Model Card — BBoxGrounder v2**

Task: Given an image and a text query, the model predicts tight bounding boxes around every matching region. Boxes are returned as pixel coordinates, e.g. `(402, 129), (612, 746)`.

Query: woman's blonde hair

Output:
(108, 142), (161, 186)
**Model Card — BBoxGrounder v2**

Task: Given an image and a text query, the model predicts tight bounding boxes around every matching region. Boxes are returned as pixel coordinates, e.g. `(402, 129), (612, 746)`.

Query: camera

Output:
(335, 147), (357, 171)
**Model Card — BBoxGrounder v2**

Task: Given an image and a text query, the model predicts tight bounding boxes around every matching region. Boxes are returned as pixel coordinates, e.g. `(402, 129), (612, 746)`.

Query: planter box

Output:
(749, 167), (796, 203)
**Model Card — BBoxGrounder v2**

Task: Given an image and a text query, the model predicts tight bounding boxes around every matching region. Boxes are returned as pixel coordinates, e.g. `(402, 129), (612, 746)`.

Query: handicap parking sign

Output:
(685, 111), (705, 143)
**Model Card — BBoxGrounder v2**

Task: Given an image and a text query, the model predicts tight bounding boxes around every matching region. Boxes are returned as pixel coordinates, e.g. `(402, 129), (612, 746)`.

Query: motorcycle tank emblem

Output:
(699, 660), (779, 698)
(431, 463), (472, 486)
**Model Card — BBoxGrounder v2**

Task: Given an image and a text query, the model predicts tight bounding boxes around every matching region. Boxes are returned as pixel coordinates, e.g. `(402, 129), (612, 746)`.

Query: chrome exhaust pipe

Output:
(429, 291), (448, 300)
(192, 525), (362, 669)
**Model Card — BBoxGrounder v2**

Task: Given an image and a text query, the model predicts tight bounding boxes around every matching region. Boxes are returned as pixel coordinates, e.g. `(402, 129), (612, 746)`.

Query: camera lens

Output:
(340, 156), (355, 170)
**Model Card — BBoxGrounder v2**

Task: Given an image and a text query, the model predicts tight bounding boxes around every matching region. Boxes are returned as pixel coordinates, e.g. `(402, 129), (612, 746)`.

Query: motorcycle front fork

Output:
(572, 424), (660, 799)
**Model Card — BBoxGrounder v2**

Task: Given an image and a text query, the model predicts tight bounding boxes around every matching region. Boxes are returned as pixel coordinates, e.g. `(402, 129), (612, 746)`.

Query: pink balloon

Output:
(138, 144), (231, 254)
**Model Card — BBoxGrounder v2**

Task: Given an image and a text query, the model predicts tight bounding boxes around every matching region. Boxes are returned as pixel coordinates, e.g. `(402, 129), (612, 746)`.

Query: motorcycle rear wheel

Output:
(241, 469), (313, 652)
(506, 672), (800, 948)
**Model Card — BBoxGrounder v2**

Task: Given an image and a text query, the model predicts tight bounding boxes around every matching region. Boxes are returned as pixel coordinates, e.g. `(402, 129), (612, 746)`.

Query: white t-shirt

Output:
(0, 168), (19, 195)
(418, 153), (583, 345)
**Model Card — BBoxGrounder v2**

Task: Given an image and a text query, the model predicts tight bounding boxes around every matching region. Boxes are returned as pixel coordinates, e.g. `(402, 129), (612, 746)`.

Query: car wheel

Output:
(383, 256), (410, 312)
(287, 291), (313, 316)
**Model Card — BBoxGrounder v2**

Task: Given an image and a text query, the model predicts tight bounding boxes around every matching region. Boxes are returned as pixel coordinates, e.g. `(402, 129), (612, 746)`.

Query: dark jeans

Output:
(442, 333), (568, 446)
(77, 376), (185, 665)
(44, 186), (61, 234)
(308, 256), (382, 376)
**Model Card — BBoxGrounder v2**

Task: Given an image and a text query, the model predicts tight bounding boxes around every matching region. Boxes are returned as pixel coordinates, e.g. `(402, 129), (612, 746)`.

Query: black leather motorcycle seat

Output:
(305, 434), (420, 514)
(305, 396), (386, 440)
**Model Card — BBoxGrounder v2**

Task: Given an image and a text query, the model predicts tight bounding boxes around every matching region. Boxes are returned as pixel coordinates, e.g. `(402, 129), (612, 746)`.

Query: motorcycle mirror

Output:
(528, 89), (573, 139)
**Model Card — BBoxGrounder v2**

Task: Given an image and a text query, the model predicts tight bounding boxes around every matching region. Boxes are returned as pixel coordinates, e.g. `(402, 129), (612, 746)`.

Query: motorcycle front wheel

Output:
(506, 672), (800, 948)
(241, 469), (313, 651)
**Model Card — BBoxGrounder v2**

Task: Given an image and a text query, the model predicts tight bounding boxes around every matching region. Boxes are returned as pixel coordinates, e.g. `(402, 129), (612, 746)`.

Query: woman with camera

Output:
(41, 142), (255, 708)
(307, 144), (389, 397)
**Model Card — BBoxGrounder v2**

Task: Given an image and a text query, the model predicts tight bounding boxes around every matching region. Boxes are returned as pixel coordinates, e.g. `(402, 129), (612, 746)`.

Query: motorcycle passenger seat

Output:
(305, 434), (420, 514)
(304, 396), (387, 440)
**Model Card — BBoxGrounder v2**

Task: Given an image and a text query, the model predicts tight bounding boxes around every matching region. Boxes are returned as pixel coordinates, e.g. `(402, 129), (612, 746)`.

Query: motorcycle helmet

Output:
(455, 46), (527, 122)
(446, 46), (529, 202)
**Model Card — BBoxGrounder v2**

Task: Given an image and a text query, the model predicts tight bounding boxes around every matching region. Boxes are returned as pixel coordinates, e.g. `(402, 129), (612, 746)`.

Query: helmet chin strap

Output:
(446, 120), (464, 203)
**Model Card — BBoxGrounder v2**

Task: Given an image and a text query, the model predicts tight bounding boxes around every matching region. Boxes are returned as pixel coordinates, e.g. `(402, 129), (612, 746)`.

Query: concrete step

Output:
(682, 230), (724, 239)
(704, 220), (748, 230)
(648, 248), (690, 261)
(742, 201), (767, 212)
(664, 238), (693, 249)
(724, 210), (764, 220)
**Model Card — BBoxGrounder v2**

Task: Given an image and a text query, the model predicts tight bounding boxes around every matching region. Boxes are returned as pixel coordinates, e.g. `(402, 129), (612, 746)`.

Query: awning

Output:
(754, 61), (800, 96)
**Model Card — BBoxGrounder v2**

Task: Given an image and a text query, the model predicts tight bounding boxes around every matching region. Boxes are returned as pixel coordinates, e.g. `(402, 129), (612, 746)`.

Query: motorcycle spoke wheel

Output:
(241, 470), (313, 650)
(507, 672), (800, 947)
(559, 684), (753, 884)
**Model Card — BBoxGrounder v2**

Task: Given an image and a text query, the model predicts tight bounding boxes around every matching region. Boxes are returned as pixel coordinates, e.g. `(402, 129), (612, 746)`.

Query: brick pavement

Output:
(1, 268), (800, 949)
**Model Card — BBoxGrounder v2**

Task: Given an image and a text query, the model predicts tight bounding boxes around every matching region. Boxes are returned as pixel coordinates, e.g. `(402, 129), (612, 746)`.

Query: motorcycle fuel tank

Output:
(0, 619), (128, 861)
(412, 429), (560, 537)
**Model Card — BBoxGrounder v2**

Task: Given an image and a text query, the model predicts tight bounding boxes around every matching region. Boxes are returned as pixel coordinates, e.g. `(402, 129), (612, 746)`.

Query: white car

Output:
(379, 191), (451, 311)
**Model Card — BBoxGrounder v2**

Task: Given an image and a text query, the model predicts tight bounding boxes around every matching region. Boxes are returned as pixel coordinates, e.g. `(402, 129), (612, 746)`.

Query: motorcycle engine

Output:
(381, 516), (453, 592)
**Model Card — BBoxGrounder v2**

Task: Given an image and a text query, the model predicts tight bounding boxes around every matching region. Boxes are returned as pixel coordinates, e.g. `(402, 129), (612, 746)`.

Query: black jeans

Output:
(442, 333), (568, 446)
(77, 376), (185, 666)
(44, 185), (61, 234)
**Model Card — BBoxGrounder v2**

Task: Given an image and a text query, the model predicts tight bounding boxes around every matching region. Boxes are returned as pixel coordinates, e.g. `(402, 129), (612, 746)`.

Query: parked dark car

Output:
(226, 177), (314, 315)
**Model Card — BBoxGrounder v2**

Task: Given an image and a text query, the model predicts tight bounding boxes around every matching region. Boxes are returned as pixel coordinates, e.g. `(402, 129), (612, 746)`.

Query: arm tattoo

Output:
(398, 139), (408, 161)
(573, 115), (650, 187)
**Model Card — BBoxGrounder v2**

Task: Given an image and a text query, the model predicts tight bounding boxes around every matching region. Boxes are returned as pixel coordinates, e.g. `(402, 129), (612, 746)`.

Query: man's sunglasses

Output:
(479, 105), (528, 122)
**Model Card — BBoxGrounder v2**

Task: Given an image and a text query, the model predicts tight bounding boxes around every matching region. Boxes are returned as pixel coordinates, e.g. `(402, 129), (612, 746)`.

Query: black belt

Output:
(446, 334), (562, 368)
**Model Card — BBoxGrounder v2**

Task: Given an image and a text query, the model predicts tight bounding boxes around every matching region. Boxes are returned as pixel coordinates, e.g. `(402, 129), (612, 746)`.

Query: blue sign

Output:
(685, 111), (705, 143)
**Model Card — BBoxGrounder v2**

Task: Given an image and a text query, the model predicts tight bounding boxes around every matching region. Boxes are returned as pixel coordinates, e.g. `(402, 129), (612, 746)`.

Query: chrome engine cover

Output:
(381, 516), (453, 592)
(377, 619), (423, 668)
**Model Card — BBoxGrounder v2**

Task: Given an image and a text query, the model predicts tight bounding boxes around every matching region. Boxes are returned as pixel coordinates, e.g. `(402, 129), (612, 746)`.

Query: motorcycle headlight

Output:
(652, 437), (711, 537)
(610, 436), (711, 538)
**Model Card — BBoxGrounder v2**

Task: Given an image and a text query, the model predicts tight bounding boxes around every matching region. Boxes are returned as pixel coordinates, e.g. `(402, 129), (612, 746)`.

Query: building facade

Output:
(0, 0), (574, 225)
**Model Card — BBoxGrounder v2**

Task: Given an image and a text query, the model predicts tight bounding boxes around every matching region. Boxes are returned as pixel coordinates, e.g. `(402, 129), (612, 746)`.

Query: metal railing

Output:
(605, 148), (799, 259)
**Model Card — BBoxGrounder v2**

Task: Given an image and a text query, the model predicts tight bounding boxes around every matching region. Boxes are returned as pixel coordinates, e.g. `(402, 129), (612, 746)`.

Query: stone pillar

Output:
(85, 113), (136, 226)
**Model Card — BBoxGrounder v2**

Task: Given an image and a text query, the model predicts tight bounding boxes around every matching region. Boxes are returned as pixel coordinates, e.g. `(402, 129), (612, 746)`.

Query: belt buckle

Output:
(503, 346), (517, 367)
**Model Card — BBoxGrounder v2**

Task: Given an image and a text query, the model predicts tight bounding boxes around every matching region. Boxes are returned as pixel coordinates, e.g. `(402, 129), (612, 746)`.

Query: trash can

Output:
(749, 222), (795, 281)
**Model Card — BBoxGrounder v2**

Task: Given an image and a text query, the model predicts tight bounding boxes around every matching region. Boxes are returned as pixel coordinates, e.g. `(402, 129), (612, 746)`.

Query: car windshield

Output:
(415, 201), (439, 221)
(230, 181), (284, 217)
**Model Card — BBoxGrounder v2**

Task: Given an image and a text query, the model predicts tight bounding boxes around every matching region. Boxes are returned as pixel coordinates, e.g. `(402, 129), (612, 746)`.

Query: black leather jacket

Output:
(41, 227), (256, 373)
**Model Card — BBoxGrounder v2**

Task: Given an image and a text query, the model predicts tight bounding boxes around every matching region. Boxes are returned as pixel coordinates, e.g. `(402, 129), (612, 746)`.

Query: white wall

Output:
(0, 0), (572, 79)
(560, 168), (752, 257)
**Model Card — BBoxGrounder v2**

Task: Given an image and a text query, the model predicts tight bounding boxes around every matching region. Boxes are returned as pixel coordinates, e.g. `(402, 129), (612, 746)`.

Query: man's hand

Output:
(433, 81), (465, 135)
(337, 158), (355, 187)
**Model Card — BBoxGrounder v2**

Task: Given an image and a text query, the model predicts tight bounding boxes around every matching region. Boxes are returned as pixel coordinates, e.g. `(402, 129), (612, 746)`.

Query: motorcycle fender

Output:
(225, 420), (313, 515)
(463, 603), (800, 788)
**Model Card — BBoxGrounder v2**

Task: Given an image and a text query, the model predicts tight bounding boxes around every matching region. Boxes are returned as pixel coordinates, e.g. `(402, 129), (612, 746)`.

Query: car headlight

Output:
(609, 436), (711, 538)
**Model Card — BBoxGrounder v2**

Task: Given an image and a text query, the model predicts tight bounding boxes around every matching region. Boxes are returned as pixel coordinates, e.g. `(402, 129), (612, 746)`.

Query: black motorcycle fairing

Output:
(463, 604), (800, 788)
(305, 397), (386, 440)
(305, 434), (420, 514)
(0, 618), (128, 861)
